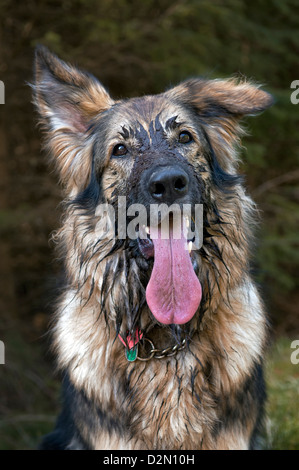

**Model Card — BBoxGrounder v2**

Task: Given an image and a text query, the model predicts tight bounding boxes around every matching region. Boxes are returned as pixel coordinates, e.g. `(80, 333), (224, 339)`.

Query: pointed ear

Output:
(168, 78), (273, 166)
(33, 46), (114, 194)
(175, 77), (274, 116)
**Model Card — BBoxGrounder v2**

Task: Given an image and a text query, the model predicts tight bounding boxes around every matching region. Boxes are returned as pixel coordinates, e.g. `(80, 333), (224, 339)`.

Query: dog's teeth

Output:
(145, 226), (150, 235)
(188, 241), (193, 254)
(184, 215), (190, 228)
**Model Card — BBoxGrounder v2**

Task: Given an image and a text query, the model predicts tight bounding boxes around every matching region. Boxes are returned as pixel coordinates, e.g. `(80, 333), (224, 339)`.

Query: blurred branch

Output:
(253, 169), (299, 198)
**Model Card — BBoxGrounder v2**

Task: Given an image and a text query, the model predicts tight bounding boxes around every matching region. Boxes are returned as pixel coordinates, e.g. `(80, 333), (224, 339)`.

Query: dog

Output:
(33, 46), (273, 450)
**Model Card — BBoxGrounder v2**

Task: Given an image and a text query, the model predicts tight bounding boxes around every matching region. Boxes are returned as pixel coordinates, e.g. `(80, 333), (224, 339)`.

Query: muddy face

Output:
(94, 97), (207, 324)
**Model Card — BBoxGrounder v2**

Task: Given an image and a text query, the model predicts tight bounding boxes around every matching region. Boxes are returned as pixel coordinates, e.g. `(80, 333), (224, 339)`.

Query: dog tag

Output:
(126, 345), (138, 362)
(118, 329), (143, 362)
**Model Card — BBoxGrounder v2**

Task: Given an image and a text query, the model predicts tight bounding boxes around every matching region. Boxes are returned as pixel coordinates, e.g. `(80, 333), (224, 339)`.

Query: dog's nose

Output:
(148, 166), (189, 203)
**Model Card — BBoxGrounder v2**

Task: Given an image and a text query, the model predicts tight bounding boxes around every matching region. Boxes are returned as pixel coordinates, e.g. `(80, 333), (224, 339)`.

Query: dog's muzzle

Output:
(134, 164), (202, 326)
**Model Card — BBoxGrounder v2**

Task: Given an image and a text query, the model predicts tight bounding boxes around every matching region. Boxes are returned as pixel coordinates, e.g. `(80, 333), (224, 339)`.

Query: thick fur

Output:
(33, 46), (273, 450)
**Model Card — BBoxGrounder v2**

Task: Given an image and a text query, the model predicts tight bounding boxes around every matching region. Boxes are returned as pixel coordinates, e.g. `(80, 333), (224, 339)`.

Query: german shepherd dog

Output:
(33, 46), (273, 450)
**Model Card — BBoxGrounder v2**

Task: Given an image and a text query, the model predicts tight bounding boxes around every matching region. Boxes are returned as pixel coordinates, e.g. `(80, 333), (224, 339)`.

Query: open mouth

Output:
(137, 216), (202, 326)
(137, 225), (195, 260)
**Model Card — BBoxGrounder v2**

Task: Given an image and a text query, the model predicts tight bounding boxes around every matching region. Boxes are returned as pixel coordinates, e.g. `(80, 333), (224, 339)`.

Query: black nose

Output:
(148, 165), (190, 203)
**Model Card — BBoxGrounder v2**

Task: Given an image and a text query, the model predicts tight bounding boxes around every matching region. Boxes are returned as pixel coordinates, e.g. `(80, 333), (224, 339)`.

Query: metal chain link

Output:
(136, 337), (187, 361)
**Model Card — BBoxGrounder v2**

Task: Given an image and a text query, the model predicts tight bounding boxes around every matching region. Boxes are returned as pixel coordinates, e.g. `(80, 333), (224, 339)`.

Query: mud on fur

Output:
(33, 45), (273, 450)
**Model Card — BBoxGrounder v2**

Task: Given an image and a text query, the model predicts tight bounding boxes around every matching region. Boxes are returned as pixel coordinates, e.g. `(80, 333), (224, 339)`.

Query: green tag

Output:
(126, 345), (138, 362)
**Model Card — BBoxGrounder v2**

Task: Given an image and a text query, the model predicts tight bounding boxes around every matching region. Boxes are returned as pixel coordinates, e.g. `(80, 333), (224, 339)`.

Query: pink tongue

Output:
(146, 223), (202, 325)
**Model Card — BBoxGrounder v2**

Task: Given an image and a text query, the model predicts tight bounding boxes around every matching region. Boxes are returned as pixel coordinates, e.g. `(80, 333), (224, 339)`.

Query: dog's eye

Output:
(112, 144), (128, 157)
(178, 131), (193, 144)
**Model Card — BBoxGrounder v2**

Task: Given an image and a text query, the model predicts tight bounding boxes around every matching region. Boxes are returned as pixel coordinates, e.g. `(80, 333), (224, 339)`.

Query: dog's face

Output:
(34, 46), (273, 335)
(94, 96), (209, 326)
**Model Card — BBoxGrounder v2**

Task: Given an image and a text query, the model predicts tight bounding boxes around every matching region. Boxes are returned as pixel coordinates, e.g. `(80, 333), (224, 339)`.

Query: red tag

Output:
(118, 329), (143, 350)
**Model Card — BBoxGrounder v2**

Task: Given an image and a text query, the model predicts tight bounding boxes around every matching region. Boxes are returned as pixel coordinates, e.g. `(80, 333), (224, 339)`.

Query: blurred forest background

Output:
(0, 0), (298, 450)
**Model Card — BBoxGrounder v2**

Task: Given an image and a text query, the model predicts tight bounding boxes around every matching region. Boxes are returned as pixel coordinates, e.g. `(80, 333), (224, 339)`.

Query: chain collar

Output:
(118, 329), (187, 362)
(136, 337), (187, 361)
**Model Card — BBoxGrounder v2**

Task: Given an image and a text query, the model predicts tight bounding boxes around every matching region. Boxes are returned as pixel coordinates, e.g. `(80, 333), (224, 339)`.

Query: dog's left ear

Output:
(33, 46), (114, 194)
(172, 77), (273, 117)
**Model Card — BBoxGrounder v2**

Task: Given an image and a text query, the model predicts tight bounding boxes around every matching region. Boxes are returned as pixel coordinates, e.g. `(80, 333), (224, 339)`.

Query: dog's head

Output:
(33, 46), (273, 339)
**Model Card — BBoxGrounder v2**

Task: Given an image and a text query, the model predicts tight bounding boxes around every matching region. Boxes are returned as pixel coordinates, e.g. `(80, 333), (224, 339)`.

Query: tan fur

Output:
(52, 275), (266, 449)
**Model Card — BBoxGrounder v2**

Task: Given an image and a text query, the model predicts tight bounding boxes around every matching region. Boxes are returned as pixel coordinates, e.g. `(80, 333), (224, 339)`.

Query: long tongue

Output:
(146, 220), (202, 325)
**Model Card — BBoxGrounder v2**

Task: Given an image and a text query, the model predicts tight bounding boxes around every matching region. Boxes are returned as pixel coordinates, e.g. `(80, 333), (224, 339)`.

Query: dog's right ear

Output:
(33, 46), (114, 194)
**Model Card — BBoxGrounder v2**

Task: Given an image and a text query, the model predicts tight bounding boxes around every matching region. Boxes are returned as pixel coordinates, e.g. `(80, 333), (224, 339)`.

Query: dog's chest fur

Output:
(54, 280), (266, 450)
